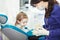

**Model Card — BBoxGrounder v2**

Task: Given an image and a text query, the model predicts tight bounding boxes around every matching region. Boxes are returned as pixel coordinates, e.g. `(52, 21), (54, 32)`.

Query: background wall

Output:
(0, 0), (20, 40)
(0, 0), (20, 25)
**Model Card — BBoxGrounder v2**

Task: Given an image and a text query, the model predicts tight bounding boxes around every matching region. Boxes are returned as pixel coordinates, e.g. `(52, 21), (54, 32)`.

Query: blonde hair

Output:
(15, 12), (28, 25)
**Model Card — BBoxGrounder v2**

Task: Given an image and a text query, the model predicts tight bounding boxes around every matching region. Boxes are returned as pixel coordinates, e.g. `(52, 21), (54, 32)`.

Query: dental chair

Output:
(0, 14), (28, 40)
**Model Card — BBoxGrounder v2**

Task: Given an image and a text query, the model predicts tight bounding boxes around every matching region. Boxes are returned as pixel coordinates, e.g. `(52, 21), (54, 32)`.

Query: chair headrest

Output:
(0, 14), (8, 24)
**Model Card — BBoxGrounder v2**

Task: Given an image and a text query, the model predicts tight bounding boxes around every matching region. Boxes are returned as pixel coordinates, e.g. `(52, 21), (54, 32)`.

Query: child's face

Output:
(19, 18), (28, 26)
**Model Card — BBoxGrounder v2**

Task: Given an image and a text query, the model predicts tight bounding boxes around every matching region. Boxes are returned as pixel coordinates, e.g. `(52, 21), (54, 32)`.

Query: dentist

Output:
(29, 0), (60, 40)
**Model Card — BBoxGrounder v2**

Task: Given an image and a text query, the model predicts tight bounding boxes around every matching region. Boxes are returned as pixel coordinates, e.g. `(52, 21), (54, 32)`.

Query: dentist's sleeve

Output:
(47, 8), (60, 37)
(49, 29), (60, 37)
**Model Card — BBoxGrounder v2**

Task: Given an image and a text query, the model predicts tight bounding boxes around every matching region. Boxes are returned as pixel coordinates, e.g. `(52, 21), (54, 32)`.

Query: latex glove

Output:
(32, 28), (49, 36)
(38, 28), (49, 36)
(32, 30), (40, 36)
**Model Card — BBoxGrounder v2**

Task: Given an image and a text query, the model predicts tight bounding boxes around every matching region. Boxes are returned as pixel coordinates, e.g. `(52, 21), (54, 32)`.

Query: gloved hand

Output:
(32, 27), (49, 36)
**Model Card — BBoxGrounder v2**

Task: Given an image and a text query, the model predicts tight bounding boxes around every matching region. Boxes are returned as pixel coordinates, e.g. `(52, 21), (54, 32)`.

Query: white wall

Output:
(0, 0), (20, 40)
(0, 0), (20, 25)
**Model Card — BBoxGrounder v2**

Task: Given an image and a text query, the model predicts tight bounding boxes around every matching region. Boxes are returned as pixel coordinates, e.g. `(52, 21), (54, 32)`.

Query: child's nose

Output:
(24, 23), (27, 25)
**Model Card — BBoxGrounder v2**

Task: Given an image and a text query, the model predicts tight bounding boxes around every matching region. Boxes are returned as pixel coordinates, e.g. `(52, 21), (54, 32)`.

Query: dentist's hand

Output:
(32, 30), (40, 36)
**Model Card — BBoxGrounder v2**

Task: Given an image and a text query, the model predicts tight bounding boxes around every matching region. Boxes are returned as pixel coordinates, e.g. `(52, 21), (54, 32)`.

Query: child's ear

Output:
(17, 20), (20, 24)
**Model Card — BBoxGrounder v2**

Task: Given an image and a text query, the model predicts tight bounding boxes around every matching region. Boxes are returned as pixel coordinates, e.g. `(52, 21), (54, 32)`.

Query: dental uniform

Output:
(44, 4), (60, 40)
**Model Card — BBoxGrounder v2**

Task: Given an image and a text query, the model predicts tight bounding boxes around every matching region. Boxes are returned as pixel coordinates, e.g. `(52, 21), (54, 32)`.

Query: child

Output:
(15, 12), (28, 32)
(15, 11), (35, 37)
